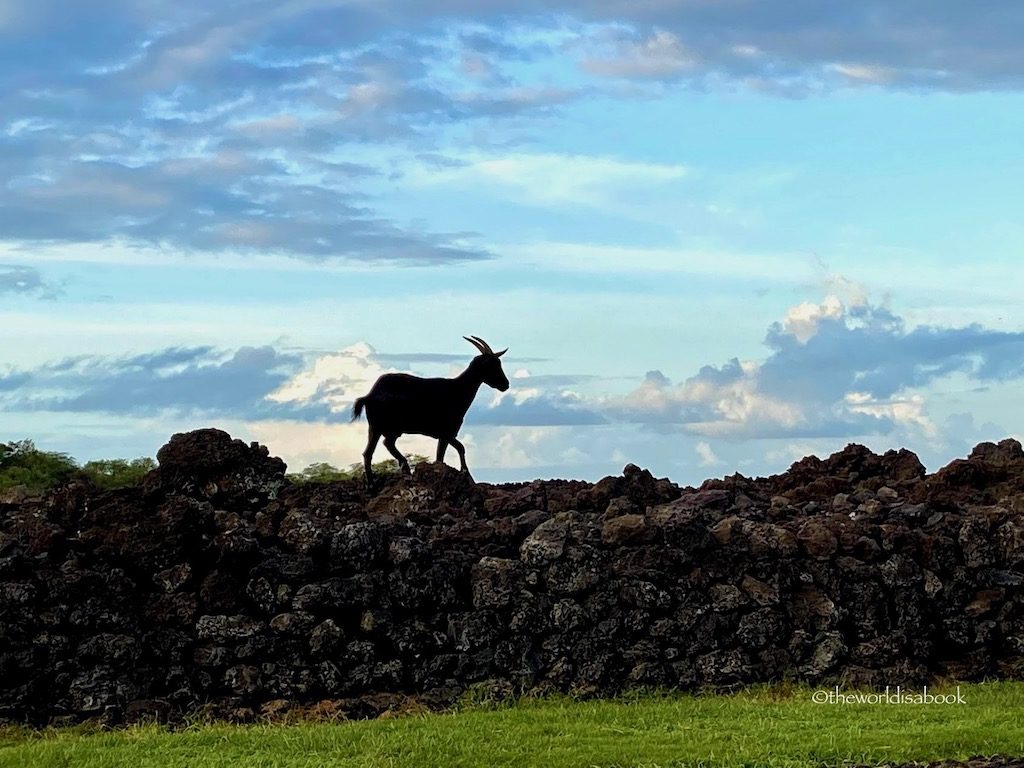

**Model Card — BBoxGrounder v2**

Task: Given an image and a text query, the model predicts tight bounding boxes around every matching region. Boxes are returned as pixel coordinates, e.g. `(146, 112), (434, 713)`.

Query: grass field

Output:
(1, 682), (1022, 768)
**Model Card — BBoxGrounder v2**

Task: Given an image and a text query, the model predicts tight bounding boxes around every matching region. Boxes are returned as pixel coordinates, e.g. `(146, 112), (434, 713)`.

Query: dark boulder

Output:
(145, 428), (287, 509)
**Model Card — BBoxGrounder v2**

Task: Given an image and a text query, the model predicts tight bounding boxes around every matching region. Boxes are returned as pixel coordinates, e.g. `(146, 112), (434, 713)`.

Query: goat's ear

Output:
(495, 348), (508, 357)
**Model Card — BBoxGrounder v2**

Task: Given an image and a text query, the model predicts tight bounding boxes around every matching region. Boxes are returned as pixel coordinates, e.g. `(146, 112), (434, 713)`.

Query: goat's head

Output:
(464, 335), (509, 391)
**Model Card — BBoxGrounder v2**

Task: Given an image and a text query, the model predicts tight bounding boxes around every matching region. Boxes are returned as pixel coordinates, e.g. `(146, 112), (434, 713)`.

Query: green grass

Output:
(2, 682), (1022, 768)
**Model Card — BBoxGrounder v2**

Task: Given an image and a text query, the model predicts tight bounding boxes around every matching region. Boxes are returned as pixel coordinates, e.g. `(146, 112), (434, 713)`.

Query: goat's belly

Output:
(402, 422), (445, 439)
(373, 414), (448, 439)
(365, 400), (458, 439)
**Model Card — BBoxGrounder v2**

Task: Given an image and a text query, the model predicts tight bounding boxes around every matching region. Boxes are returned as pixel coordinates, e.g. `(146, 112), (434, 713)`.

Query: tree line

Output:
(0, 439), (426, 494)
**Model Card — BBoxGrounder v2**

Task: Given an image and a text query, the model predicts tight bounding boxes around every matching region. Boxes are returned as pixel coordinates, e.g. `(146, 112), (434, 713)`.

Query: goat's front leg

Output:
(383, 436), (411, 475)
(436, 439), (448, 464)
(449, 437), (469, 473)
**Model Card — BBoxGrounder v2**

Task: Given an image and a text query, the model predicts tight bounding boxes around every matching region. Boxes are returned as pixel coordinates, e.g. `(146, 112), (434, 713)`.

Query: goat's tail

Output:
(351, 396), (367, 422)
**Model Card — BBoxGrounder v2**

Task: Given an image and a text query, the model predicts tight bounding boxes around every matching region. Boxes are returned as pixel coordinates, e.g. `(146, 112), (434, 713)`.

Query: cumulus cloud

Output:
(606, 292), (1024, 441)
(267, 342), (400, 416)
(783, 294), (846, 344)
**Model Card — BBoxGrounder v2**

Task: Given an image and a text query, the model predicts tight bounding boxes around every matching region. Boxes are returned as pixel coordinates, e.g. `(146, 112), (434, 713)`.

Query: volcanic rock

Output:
(1, 430), (1023, 726)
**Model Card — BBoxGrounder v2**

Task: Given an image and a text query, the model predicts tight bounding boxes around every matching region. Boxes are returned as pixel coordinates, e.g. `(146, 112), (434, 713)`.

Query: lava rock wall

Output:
(1, 428), (1022, 725)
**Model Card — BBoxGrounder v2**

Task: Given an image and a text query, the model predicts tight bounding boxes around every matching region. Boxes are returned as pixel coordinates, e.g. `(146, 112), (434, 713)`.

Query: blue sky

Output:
(2, 1), (1023, 483)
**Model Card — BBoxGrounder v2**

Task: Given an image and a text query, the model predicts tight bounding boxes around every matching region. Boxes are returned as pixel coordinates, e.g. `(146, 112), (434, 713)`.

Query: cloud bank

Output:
(5, 2), (1024, 264)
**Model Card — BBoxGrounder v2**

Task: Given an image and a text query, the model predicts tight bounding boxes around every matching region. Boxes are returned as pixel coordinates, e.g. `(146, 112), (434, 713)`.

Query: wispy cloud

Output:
(695, 440), (722, 467)
(405, 151), (690, 222)
(580, 29), (699, 80)
(0, 264), (58, 297)
(5, 1), (1023, 267)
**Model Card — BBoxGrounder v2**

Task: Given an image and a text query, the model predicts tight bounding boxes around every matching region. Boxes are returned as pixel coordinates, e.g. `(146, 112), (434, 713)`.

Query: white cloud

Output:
(406, 151), (687, 209)
(695, 441), (721, 467)
(560, 446), (589, 464)
(783, 294), (845, 344)
(467, 426), (557, 469)
(844, 391), (938, 439)
(600, 282), (1024, 444)
(267, 342), (401, 415)
(830, 63), (895, 85)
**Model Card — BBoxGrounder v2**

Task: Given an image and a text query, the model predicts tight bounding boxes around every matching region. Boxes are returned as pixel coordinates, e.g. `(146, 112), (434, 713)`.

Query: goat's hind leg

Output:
(383, 435), (411, 475)
(436, 439), (448, 465)
(449, 437), (469, 473)
(363, 427), (381, 488)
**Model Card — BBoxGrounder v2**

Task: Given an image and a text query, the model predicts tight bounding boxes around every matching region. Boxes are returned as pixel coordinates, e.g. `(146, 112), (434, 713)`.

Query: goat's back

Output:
(366, 373), (452, 399)
(362, 373), (465, 437)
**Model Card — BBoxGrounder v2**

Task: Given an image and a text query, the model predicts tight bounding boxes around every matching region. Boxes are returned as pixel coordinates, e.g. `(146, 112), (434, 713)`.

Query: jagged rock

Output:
(146, 428), (287, 508)
(790, 586), (837, 630)
(309, 620), (345, 659)
(747, 521), (799, 557)
(225, 665), (261, 695)
(601, 514), (653, 546)
(797, 519), (838, 559)
(520, 513), (572, 565)
(154, 564), (193, 594)
(737, 608), (785, 649)
(269, 612), (316, 636)
(709, 584), (748, 612)
(965, 588), (1005, 617)
(471, 557), (527, 610)
(959, 516), (996, 567)
(740, 575), (779, 606)
(801, 632), (846, 678)
(196, 615), (265, 643)
(331, 521), (391, 568)
(68, 667), (137, 712)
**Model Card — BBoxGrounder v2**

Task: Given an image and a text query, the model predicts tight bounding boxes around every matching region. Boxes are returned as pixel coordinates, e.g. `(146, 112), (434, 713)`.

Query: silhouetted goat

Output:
(351, 336), (509, 486)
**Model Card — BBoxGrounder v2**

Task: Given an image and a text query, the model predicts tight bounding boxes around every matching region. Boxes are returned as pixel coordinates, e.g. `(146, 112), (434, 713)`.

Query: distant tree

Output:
(80, 457), (157, 490)
(0, 439), (35, 464)
(0, 440), (78, 493)
(287, 455), (429, 484)
(287, 462), (352, 484)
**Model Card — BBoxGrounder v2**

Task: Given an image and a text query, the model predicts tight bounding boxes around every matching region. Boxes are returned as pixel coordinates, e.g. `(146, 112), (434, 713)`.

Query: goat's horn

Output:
(495, 348), (507, 357)
(463, 336), (487, 354)
(470, 335), (494, 355)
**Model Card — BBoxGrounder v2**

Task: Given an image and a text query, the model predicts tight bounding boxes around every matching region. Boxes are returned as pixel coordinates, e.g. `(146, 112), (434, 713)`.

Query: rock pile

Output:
(1, 429), (1022, 724)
